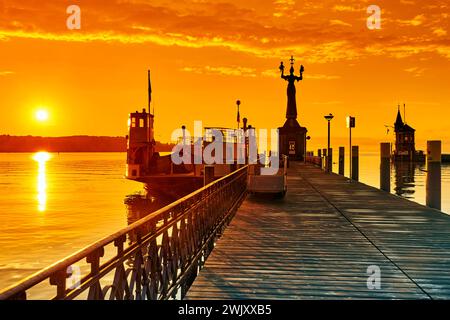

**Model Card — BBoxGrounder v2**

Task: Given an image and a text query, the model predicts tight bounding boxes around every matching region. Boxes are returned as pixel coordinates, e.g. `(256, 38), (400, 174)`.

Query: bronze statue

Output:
(279, 56), (304, 120)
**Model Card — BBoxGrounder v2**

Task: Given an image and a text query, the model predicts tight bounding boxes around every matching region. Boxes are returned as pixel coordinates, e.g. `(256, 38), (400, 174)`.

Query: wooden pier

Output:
(187, 162), (450, 300)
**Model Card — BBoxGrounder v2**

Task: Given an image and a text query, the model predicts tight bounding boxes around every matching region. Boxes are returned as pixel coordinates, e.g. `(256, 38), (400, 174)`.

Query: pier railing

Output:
(305, 155), (322, 167)
(0, 166), (248, 300)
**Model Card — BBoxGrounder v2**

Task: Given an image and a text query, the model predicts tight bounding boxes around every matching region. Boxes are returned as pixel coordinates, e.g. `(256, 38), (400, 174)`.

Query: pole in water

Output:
(349, 126), (352, 181)
(380, 142), (391, 192)
(346, 116), (355, 181)
(352, 145), (359, 181)
(426, 140), (441, 210)
(318, 149), (322, 168)
(339, 147), (345, 175)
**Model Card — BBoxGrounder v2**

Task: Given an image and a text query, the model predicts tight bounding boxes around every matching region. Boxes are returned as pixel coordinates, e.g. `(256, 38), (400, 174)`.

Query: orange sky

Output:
(0, 0), (449, 152)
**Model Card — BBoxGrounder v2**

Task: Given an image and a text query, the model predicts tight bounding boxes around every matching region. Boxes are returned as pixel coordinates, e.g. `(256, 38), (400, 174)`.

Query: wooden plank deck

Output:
(186, 162), (450, 300)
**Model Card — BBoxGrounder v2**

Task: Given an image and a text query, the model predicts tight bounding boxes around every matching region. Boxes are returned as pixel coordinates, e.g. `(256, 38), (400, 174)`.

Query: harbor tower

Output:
(126, 70), (155, 178)
(393, 104), (421, 162)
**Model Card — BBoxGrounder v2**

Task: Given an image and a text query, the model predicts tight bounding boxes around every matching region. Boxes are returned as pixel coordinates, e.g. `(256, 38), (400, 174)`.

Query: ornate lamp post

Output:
(324, 113), (334, 173)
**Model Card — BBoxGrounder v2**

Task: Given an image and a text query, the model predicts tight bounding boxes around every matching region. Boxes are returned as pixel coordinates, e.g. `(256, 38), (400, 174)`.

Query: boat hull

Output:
(392, 152), (426, 163)
(134, 176), (204, 200)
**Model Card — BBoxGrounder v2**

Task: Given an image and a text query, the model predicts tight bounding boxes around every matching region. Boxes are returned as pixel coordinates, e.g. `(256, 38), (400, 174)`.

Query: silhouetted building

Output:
(392, 105), (424, 162)
(278, 56), (308, 161)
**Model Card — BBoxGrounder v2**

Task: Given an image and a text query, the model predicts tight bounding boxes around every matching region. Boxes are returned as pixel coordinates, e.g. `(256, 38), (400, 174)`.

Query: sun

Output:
(35, 109), (49, 122)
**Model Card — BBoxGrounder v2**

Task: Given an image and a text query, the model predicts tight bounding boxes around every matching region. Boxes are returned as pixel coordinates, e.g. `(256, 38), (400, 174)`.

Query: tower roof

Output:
(402, 124), (415, 132)
(394, 106), (415, 132)
(394, 108), (403, 130)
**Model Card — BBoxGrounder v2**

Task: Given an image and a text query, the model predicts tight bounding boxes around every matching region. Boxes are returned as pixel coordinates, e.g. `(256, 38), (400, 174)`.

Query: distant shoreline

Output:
(0, 151), (124, 153)
(0, 135), (174, 153)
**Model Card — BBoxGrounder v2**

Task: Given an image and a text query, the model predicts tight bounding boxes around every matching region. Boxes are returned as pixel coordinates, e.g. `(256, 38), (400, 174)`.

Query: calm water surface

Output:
(0, 153), (145, 290)
(331, 151), (450, 214)
(0, 151), (449, 291)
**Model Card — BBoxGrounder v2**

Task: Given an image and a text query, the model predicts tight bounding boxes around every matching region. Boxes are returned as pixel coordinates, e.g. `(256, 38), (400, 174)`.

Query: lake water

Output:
(330, 151), (450, 214)
(0, 152), (449, 293)
(0, 153), (146, 291)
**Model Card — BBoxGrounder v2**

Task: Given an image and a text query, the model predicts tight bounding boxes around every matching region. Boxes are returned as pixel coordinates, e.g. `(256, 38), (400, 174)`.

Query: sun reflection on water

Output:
(33, 152), (51, 212)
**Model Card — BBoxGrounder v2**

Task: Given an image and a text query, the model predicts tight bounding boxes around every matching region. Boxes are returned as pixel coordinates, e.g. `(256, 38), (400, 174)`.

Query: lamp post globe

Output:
(324, 113), (334, 122)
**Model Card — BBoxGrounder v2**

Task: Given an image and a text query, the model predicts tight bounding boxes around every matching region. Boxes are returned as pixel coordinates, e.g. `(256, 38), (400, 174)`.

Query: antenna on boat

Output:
(403, 103), (406, 124)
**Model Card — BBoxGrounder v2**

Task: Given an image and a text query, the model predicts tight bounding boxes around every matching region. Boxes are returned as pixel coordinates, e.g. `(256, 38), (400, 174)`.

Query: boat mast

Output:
(404, 103), (406, 124)
(148, 69), (152, 115)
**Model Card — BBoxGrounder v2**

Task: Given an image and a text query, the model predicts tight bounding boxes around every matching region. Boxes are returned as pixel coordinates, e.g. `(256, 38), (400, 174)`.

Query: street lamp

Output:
(181, 125), (186, 145)
(236, 100), (241, 130)
(324, 113), (334, 173)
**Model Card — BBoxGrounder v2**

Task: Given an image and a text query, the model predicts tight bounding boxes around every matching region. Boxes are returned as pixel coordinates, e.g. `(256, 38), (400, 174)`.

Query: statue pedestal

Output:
(278, 118), (307, 161)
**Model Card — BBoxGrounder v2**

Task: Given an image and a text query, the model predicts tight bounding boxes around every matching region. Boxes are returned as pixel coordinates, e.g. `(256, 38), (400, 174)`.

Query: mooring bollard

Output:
(204, 165), (215, 186)
(328, 148), (333, 173)
(317, 149), (322, 167)
(339, 147), (345, 175)
(426, 140), (441, 210)
(351, 146), (359, 181)
(380, 143), (391, 192)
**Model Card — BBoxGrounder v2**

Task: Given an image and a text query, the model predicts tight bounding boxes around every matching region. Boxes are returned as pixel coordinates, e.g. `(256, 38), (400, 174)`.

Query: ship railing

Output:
(0, 165), (248, 300)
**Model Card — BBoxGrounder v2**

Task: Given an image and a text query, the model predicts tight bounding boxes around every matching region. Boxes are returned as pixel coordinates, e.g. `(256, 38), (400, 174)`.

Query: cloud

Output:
(261, 70), (341, 80)
(310, 101), (343, 105)
(432, 28), (447, 37)
(307, 74), (341, 80)
(261, 69), (280, 78)
(404, 67), (426, 77)
(365, 43), (450, 59)
(184, 66), (341, 80)
(273, 0), (296, 12)
(181, 66), (257, 77)
(0, 71), (14, 76)
(0, 0), (449, 64)
(397, 14), (426, 26)
(329, 20), (352, 27)
(332, 5), (360, 12)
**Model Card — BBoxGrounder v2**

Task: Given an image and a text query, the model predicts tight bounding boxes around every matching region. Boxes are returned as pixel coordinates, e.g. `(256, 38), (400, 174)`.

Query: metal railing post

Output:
(380, 143), (391, 192)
